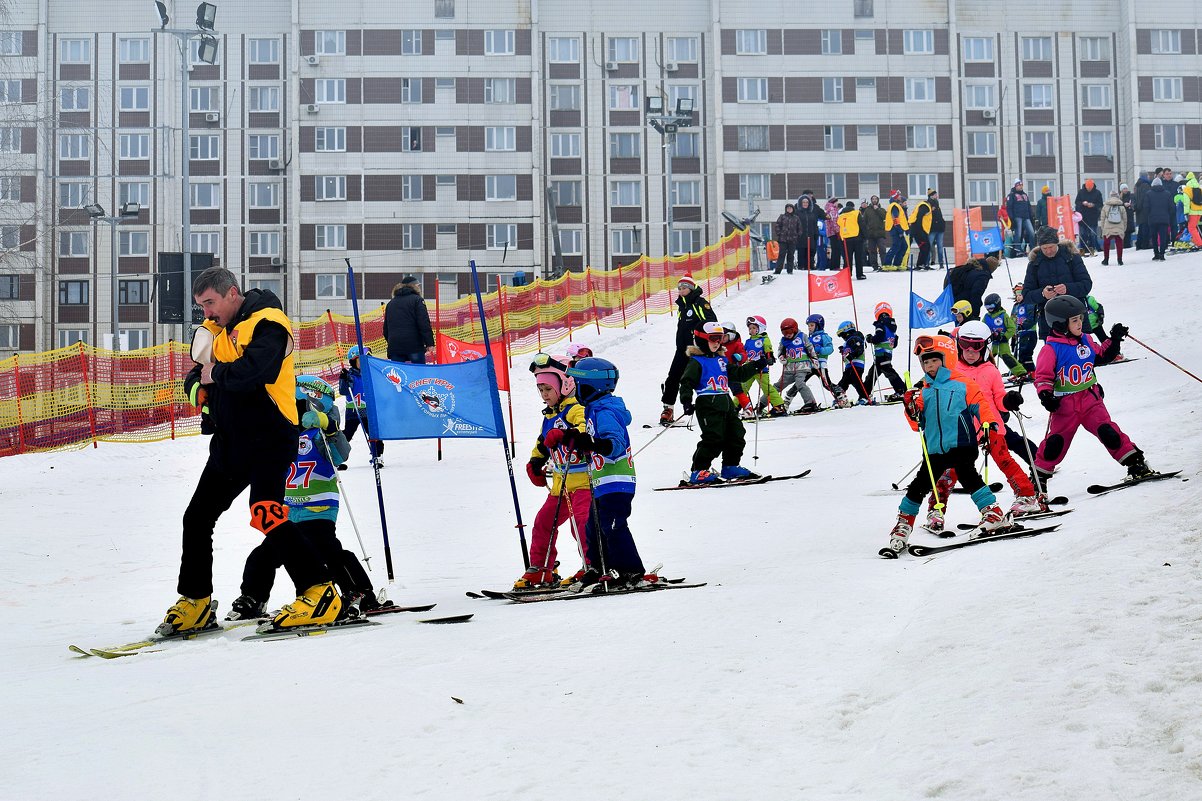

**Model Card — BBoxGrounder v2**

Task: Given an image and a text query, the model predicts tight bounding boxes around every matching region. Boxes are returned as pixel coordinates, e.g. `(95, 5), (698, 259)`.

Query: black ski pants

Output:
(864, 359), (906, 395)
(835, 363), (871, 401)
(690, 397), (746, 471)
(343, 406), (384, 457)
(661, 347), (692, 406)
(240, 518), (369, 603)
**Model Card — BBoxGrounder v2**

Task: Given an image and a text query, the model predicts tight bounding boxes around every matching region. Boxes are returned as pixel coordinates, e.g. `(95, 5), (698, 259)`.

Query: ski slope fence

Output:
(0, 230), (751, 456)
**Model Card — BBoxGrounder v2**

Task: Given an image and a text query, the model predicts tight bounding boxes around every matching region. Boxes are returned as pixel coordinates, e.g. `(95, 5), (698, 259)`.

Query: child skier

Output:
(555, 357), (650, 590)
(882, 334), (1006, 557)
(338, 344), (383, 468)
(834, 320), (871, 405)
(1010, 283), (1038, 374)
(802, 313), (847, 406)
(863, 302), (906, 402)
(1032, 296), (1152, 491)
(952, 299), (973, 326)
(518, 354), (593, 590)
(981, 292), (1028, 380)
(227, 376), (387, 623)
(678, 321), (769, 484)
(740, 316), (788, 417)
(719, 322), (755, 416)
(774, 317), (822, 414)
(565, 343), (593, 366)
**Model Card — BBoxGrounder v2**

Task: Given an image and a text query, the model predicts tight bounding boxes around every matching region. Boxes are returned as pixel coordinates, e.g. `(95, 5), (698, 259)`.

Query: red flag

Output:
(808, 267), (852, 303)
(1047, 195), (1078, 242)
(435, 333), (510, 391)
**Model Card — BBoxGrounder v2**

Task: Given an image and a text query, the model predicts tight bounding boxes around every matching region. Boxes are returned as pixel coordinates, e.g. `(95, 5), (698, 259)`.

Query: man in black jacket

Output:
(383, 275), (435, 363)
(659, 274), (716, 425)
(1022, 227), (1094, 338)
(1143, 177), (1177, 260)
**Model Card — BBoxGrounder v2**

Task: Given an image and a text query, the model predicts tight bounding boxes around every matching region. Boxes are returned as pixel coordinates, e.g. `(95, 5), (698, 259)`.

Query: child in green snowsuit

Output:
(742, 316), (785, 413)
(982, 293), (1027, 378)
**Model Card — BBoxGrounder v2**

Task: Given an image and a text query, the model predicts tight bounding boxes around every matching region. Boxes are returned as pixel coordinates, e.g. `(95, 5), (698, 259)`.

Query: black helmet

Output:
(1044, 295), (1087, 333)
(984, 293), (1002, 310)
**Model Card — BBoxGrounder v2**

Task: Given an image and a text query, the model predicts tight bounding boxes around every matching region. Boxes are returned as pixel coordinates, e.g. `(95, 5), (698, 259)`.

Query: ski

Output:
(654, 469), (811, 492)
(789, 406), (829, 416)
(1087, 470), (1184, 497)
(362, 603), (437, 616)
(417, 613), (473, 624)
(68, 620), (256, 659)
(468, 575), (688, 600)
(243, 618), (382, 642)
(955, 508), (1072, 530)
(1096, 357), (1141, 367)
(907, 524), (1061, 557)
(503, 581), (708, 604)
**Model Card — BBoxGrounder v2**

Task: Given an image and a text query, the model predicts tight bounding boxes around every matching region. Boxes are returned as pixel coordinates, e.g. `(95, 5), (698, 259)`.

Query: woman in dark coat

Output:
(943, 256), (998, 318)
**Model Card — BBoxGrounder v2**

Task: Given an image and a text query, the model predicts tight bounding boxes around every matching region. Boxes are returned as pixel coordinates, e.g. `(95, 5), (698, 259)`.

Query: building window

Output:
(903, 30), (934, 55)
(0, 275), (17, 299)
(549, 84), (581, 111)
(548, 37), (579, 63)
(401, 30), (422, 56)
(485, 78), (516, 104)
(247, 134), (279, 159)
(551, 180), (582, 207)
(248, 38), (279, 64)
(1022, 83), (1054, 109)
(315, 30), (345, 55)
(905, 77), (935, 102)
(1154, 124), (1185, 150)
(611, 228), (642, 256)
(316, 273), (347, 298)
(1082, 84), (1111, 109)
(671, 179), (701, 206)
(315, 79), (345, 104)
(119, 86), (150, 111)
(1021, 36), (1053, 61)
(609, 180), (641, 206)
(823, 125), (845, 151)
(120, 328), (150, 349)
(401, 78), (422, 103)
(1024, 131), (1055, 156)
(434, 0), (455, 19)
(316, 225), (346, 250)
(609, 132), (641, 158)
(485, 30), (515, 56)
(314, 127), (345, 152)
(0, 80), (20, 104)
(962, 37), (993, 62)
(1080, 36), (1108, 61)
(857, 125), (877, 137)
(190, 86), (219, 111)
(607, 37), (639, 63)
(119, 231), (148, 256)
(249, 86), (280, 112)
(905, 125), (936, 150)
(1032, 178), (1058, 196)
(666, 37), (698, 63)
(608, 84), (640, 110)
(118, 279), (149, 304)
(401, 175), (422, 201)
(486, 175), (517, 201)
(189, 134), (220, 160)
(400, 127), (422, 152)
(1150, 30), (1181, 54)
(821, 30), (842, 55)
(0, 176), (17, 201)
(485, 126), (516, 151)
(0, 225), (20, 249)
(670, 229), (702, 256)
(853, 0), (873, 18)
(550, 132), (581, 158)
(401, 223), (423, 249)
(57, 328), (89, 347)
(487, 223), (517, 249)
(190, 182), (221, 208)
(58, 231), (89, 257)
(248, 231), (280, 256)
(315, 175), (346, 201)
(0, 324), (17, 349)
(823, 77), (844, 103)
(671, 132), (700, 158)
(907, 174), (937, 198)
(0, 32), (23, 56)
(59, 134), (89, 160)
(435, 77), (455, 90)
(966, 131), (996, 156)
(737, 78), (768, 103)
(968, 179), (998, 204)
(119, 133), (150, 160)
(558, 228), (582, 256)
(965, 84), (995, 109)
(119, 182), (150, 209)
(59, 39), (91, 64)
(738, 173), (770, 200)
(60, 86), (90, 111)
(248, 183), (279, 208)
(1152, 77), (1182, 102)
(825, 173), (846, 198)
(59, 280), (90, 304)
(435, 126), (455, 138)
(735, 29), (767, 55)
(0, 128), (17, 154)
(190, 232), (221, 253)
(737, 125), (769, 151)
(1081, 131), (1113, 157)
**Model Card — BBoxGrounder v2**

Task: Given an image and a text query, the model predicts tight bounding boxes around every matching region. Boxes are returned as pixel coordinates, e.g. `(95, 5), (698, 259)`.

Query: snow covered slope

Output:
(3, 248), (1201, 801)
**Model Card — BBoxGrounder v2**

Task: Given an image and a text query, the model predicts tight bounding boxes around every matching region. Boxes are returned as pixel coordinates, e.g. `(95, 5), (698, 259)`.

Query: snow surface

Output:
(3, 249), (1202, 801)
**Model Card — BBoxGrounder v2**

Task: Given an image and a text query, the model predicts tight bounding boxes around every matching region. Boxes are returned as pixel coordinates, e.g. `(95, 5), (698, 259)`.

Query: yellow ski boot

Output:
(269, 582), (342, 629)
(157, 596), (216, 637)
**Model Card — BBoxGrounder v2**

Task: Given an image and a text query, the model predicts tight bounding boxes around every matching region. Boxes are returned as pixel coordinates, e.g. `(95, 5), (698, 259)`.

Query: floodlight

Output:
(196, 2), (217, 30)
(645, 96), (664, 115)
(84, 203), (105, 218)
(154, 1), (169, 29)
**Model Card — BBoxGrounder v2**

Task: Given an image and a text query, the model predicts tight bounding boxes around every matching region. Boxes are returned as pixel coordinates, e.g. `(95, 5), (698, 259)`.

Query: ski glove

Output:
(542, 428), (566, 450)
(681, 400), (695, 416)
(1002, 390), (1024, 411)
(1109, 323), (1129, 342)
(563, 431), (610, 457)
(301, 409), (329, 431)
(526, 459), (548, 488)
(902, 389), (921, 421)
(1038, 390), (1060, 412)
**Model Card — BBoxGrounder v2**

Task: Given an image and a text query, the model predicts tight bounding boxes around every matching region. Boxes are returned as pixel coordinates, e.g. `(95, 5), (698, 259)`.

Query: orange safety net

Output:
(0, 230), (750, 457)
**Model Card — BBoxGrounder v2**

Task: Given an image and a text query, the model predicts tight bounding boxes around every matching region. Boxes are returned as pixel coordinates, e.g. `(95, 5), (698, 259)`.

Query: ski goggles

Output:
(746, 317), (760, 326)
(958, 338), (988, 352)
(912, 335), (937, 356)
(528, 352), (570, 374)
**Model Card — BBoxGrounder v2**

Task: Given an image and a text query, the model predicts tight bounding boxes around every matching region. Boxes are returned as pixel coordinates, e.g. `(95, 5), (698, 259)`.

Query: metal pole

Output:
(180, 34), (192, 333)
(109, 218), (119, 351)
(665, 130), (675, 258)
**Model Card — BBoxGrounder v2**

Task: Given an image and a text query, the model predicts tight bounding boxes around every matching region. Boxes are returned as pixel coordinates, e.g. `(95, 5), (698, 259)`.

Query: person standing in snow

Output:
(659, 274), (717, 426)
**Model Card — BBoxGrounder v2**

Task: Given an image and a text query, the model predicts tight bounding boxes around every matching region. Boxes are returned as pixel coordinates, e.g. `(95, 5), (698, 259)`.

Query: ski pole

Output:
(1128, 334), (1202, 384)
(316, 433), (372, 572)
(633, 412), (692, 458)
(891, 459), (922, 491)
(1011, 398), (1044, 496)
(538, 459), (569, 577)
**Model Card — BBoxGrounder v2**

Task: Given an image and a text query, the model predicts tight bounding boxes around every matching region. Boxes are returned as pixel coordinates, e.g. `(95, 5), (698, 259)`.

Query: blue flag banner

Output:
(360, 355), (502, 440)
(910, 285), (955, 329)
(969, 227), (1002, 253)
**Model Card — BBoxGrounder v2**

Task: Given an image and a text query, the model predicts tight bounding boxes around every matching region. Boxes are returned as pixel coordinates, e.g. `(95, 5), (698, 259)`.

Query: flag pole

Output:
(469, 259), (530, 569)
(434, 287), (443, 462)
(906, 255), (916, 381)
(344, 258), (396, 581)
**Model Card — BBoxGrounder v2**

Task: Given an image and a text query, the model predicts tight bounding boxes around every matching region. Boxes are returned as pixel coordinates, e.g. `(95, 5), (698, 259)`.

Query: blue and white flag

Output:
(969, 227), (1002, 253)
(909, 285), (955, 329)
(360, 355), (502, 440)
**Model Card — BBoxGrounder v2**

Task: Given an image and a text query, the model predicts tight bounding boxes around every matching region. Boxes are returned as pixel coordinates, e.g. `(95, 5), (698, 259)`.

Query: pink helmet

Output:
(533, 359), (575, 396)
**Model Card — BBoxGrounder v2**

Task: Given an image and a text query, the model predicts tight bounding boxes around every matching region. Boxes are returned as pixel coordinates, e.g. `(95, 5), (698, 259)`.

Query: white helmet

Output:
(957, 319), (993, 344)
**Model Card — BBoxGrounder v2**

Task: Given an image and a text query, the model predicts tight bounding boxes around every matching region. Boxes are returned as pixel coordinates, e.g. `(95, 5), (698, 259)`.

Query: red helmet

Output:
(873, 302), (893, 320)
(779, 317), (799, 335)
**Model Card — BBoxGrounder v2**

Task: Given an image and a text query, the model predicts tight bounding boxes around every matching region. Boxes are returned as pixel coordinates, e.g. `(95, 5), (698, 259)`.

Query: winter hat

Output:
(1120, 183), (1129, 191)
(1041, 185), (1050, 193)
(677, 274), (697, 290)
(1013, 179), (1023, 187)
(1153, 177), (1163, 187)
(927, 188), (938, 198)
(844, 201), (856, 210)
(785, 202), (795, 211)
(1036, 226), (1060, 245)
(889, 189), (902, 201)
(1084, 179), (1095, 189)
(1109, 191), (1119, 197)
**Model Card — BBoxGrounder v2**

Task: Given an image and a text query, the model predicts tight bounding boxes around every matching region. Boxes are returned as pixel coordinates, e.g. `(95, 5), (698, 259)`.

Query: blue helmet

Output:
(566, 357), (619, 404)
(836, 320), (855, 336)
(347, 344), (371, 361)
(295, 374), (335, 414)
(805, 314), (824, 329)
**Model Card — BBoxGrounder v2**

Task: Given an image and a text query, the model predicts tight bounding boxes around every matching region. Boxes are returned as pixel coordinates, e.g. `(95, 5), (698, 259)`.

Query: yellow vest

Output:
(908, 201), (933, 234)
(201, 307), (298, 425)
(837, 210), (860, 239)
(885, 202), (909, 231)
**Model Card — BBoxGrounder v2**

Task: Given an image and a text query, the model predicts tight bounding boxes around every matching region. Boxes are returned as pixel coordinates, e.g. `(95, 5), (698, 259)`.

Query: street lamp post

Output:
(86, 202), (142, 351)
(152, 2), (219, 333)
(646, 96), (695, 257)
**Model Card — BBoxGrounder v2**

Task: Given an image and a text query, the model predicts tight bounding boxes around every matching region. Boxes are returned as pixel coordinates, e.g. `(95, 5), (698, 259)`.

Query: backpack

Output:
(1106, 204), (1123, 224)
(1192, 186), (1202, 206)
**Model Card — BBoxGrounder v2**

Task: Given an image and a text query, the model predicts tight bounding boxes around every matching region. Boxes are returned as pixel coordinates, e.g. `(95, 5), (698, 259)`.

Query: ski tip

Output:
(418, 613), (474, 624)
(878, 548), (900, 559)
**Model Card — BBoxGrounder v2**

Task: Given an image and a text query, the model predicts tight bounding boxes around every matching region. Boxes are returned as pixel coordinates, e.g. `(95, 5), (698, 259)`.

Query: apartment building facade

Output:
(0, 0), (1198, 351)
